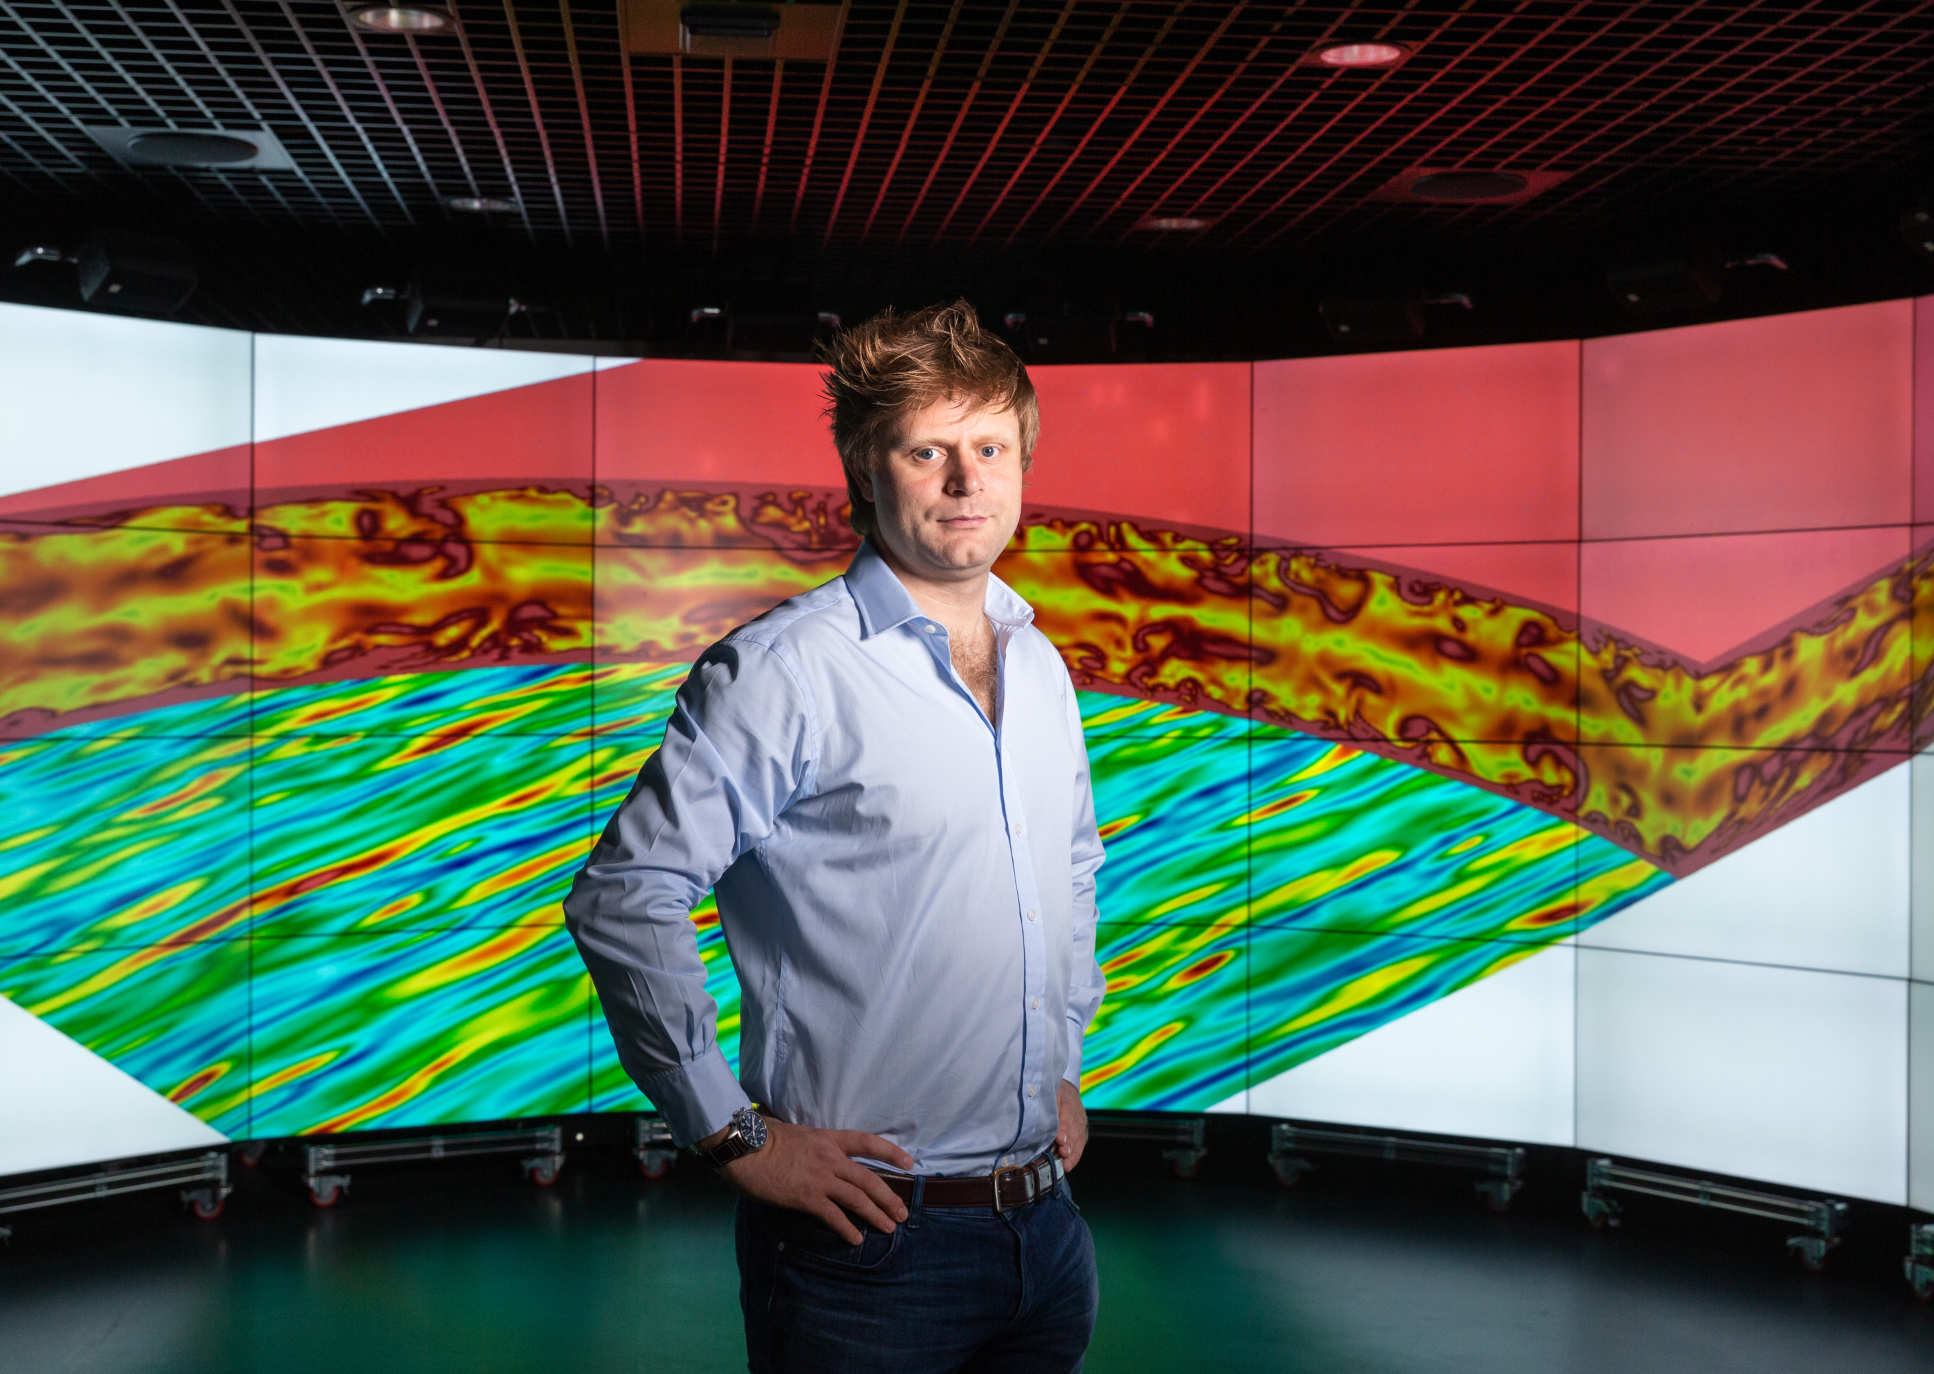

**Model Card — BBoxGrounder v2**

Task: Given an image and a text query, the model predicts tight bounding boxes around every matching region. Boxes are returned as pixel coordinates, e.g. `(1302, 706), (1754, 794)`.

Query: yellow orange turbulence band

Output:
(0, 487), (1925, 877)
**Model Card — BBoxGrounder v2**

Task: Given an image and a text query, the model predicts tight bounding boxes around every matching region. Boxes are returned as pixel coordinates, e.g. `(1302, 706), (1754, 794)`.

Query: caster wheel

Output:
(639, 1157), (671, 1181)
(1912, 1279), (1932, 1304)
(1272, 1169), (1304, 1189)
(238, 1142), (267, 1168)
(1167, 1160), (1200, 1181)
(530, 1164), (558, 1188)
(1798, 1252), (1827, 1274)
(1480, 1187), (1514, 1215)
(189, 1193), (225, 1220)
(309, 1182), (341, 1208)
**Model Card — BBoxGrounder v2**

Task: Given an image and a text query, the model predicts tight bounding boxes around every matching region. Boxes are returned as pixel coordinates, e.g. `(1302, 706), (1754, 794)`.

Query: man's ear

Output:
(854, 456), (876, 503)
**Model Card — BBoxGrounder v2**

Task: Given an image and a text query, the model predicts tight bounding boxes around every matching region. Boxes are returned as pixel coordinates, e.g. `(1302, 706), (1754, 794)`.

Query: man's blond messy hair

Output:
(816, 298), (1038, 537)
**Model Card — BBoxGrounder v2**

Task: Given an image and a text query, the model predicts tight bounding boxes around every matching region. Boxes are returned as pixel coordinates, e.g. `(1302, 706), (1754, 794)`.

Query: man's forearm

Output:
(564, 859), (752, 1145)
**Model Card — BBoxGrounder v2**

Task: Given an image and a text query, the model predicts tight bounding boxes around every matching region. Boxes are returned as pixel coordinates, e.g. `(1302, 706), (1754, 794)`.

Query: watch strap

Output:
(697, 1106), (767, 1167)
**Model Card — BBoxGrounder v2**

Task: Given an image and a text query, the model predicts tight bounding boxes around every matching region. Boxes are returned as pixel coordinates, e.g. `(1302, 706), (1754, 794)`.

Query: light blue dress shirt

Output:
(564, 539), (1108, 1175)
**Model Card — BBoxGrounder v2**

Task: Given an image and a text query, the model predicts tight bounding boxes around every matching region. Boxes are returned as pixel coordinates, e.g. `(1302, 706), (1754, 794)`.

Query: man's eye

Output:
(980, 445), (1001, 458)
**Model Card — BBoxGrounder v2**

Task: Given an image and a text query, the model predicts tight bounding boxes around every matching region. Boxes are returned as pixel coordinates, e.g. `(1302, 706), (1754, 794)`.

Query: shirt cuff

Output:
(640, 1047), (754, 1148)
(1062, 1017), (1085, 1090)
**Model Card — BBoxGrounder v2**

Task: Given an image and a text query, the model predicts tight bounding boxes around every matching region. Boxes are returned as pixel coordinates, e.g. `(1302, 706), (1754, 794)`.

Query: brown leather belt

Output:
(872, 1147), (1065, 1212)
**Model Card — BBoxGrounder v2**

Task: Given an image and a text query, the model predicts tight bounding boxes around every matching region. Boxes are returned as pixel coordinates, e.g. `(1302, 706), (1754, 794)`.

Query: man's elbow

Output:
(560, 865), (601, 936)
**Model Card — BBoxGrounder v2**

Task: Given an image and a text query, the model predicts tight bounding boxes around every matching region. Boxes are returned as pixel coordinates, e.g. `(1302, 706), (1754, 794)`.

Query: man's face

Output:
(860, 393), (1026, 587)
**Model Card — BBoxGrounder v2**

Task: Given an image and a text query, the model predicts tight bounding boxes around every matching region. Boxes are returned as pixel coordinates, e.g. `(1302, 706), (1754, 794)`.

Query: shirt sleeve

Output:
(1060, 669), (1108, 1091)
(563, 636), (817, 1146)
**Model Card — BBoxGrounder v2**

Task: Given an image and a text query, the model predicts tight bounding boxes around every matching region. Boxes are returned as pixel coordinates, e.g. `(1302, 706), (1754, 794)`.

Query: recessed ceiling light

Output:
(84, 125), (297, 171)
(1407, 170), (1530, 202)
(350, 5), (454, 34)
(1371, 167), (1569, 206)
(1312, 41), (1409, 69)
(127, 131), (262, 167)
(446, 194), (518, 213)
(1135, 214), (1213, 232)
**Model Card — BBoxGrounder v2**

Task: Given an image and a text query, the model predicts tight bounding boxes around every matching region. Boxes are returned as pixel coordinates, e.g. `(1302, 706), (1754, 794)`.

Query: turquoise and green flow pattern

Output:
(0, 662), (1669, 1135)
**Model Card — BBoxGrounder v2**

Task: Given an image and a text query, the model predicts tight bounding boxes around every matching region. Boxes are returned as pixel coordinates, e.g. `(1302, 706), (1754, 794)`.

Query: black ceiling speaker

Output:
(74, 230), (197, 314)
(1606, 259), (1722, 314)
(999, 310), (1115, 361)
(1318, 295), (1426, 346)
(404, 265), (515, 337)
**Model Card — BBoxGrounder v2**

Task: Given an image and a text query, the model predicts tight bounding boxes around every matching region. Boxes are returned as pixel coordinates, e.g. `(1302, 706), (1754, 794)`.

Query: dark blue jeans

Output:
(735, 1174), (1099, 1373)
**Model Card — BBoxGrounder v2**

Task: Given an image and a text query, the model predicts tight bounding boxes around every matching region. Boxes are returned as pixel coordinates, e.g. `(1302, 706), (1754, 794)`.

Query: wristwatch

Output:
(697, 1105), (769, 1167)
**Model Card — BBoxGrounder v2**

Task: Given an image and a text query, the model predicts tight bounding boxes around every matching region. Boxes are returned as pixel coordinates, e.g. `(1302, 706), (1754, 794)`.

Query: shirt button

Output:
(923, 622), (939, 634)
(1027, 1086), (1038, 1098)
(1025, 909), (1038, 922)
(1031, 997), (1041, 1010)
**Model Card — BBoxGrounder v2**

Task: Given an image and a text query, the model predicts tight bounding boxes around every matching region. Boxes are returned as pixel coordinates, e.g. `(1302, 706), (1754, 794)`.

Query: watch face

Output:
(737, 1108), (769, 1151)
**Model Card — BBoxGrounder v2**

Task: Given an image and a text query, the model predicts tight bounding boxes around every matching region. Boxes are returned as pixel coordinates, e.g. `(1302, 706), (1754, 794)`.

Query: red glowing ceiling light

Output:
(1134, 214), (1213, 232)
(1311, 41), (1409, 69)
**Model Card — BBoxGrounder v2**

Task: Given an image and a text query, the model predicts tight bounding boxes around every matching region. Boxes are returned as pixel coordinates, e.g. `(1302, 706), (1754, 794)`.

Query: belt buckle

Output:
(991, 1162), (1024, 1213)
(992, 1152), (1056, 1212)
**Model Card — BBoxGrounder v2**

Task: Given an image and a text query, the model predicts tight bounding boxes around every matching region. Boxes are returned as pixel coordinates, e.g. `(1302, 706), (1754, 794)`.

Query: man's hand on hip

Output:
(1055, 1079), (1088, 1172)
(718, 1117), (915, 1244)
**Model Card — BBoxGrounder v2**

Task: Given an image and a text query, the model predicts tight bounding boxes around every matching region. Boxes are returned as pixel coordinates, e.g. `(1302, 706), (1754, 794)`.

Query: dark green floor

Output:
(5, 1126), (1930, 1373)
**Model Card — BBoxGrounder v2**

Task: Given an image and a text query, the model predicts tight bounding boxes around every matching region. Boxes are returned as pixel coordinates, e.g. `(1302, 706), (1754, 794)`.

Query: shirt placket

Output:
(918, 615), (1048, 1163)
(1000, 674), (1049, 1156)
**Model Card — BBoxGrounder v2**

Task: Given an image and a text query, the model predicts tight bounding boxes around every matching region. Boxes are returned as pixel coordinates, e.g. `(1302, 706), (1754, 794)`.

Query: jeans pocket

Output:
(1057, 1179), (1083, 1217)
(779, 1213), (906, 1274)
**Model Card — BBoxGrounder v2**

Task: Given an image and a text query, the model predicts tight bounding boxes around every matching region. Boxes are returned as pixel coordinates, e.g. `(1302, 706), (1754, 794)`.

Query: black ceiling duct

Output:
(680, 4), (780, 39)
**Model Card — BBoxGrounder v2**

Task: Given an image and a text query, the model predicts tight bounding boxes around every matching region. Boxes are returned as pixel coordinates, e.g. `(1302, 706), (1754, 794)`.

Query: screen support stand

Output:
(299, 1125), (565, 1207)
(1087, 1111), (1208, 1178)
(1267, 1122), (1526, 1211)
(0, 1149), (230, 1237)
(633, 1115), (678, 1179)
(1906, 1222), (1933, 1301)
(1581, 1157), (1849, 1271)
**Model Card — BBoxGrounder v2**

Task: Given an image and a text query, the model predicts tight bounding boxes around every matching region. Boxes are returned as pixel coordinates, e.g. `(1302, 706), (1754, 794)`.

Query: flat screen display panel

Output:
(0, 304), (1921, 1209)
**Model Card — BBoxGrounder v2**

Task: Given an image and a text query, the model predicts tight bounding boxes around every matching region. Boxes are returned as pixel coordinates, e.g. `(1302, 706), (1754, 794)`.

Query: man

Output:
(564, 298), (1109, 1373)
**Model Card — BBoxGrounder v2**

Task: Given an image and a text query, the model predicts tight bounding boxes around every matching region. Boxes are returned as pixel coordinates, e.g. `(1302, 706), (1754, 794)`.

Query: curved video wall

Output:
(1, 297), (1928, 1212)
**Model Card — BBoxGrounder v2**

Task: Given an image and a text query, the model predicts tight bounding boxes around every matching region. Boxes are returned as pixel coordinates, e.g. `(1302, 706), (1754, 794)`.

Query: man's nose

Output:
(942, 452), (979, 493)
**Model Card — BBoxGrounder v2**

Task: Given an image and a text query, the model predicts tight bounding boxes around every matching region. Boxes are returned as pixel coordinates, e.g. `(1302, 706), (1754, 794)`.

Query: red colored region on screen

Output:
(1581, 525), (1909, 665)
(594, 359), (841, 488)
(0, 445), (250, 522)
(1024, 364), (1250, 534)
(258, 373), (593, 492)
(1583, 300), (1912, 540)
(1253, 339), (1580, 548)
(1914, 296), (1934, 525)
(593, 358), (1254, 531)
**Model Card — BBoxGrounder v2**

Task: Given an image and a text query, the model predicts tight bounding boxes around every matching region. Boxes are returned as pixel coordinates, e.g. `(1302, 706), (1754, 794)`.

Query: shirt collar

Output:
(845, 537), (1036, 640)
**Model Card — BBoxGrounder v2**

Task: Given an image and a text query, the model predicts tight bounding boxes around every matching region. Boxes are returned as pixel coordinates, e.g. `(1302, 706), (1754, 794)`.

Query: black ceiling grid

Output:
(0, 1), (1926, 353)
